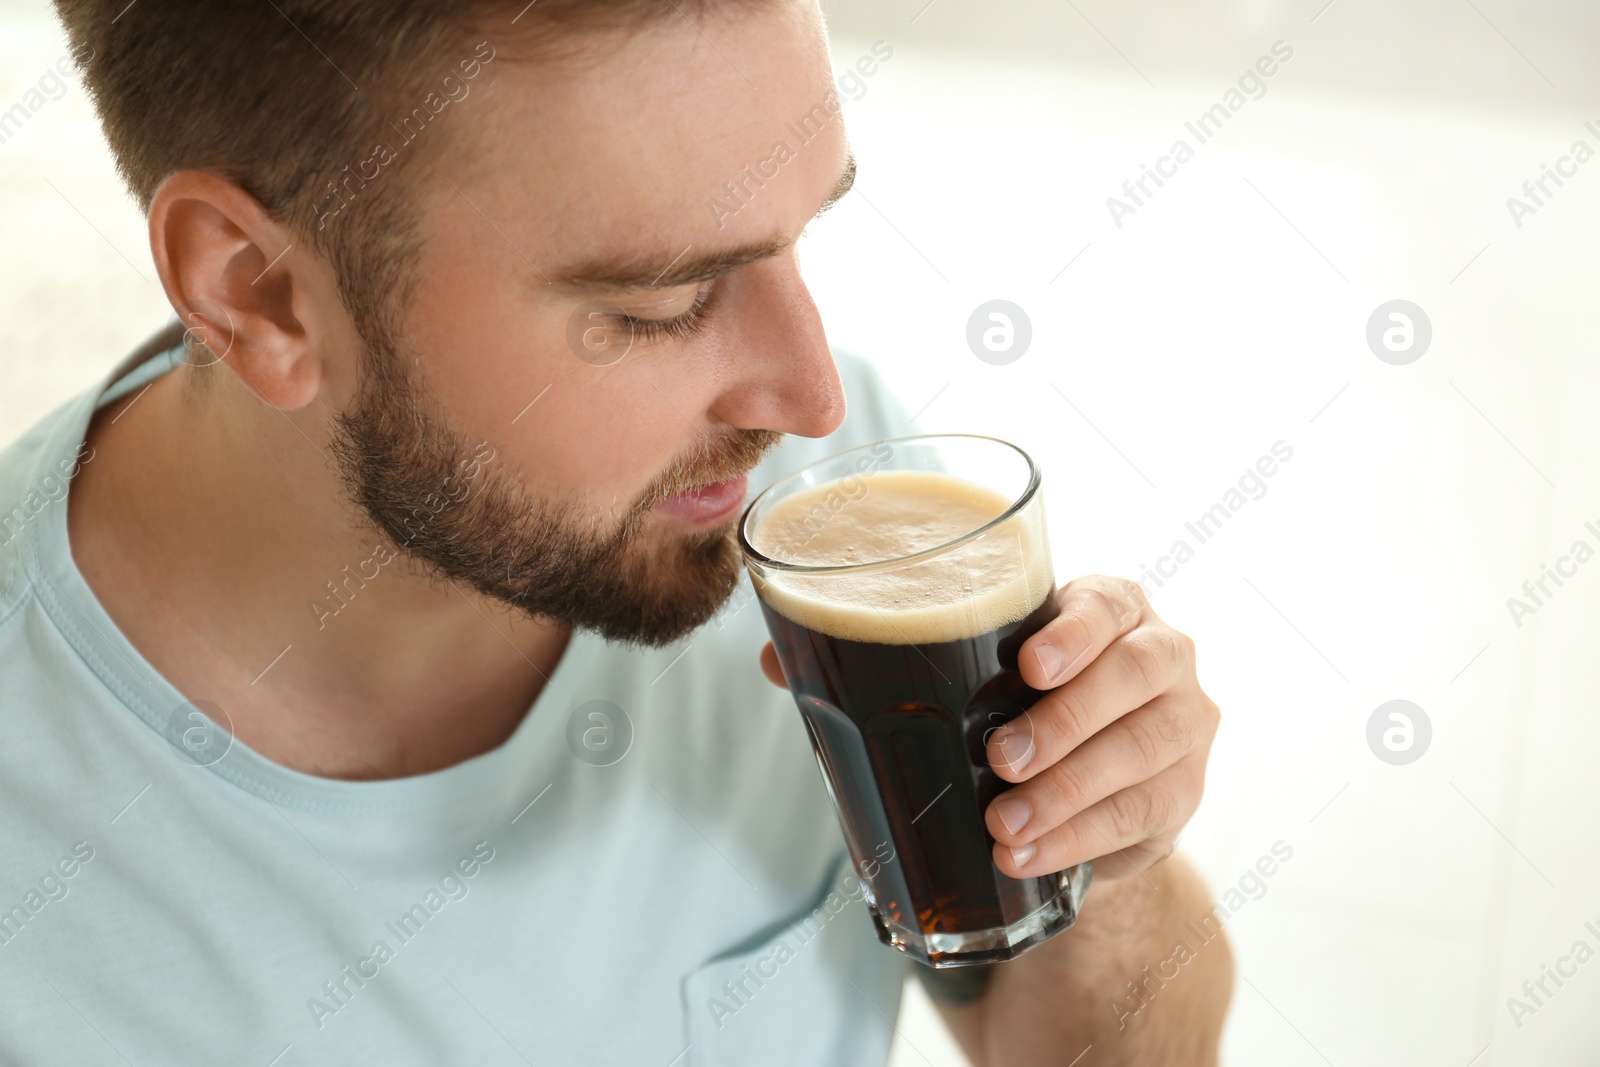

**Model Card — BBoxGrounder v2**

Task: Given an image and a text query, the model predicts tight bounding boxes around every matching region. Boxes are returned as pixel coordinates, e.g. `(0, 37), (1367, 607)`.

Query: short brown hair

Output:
(54, 0), (746, 334)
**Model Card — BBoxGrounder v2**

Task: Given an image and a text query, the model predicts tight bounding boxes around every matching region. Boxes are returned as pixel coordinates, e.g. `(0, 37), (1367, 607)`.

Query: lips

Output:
(653, 472), (750, 525)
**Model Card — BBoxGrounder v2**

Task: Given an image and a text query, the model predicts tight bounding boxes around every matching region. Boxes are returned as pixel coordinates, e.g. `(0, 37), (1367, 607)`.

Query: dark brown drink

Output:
(742, 452), (1091, 968)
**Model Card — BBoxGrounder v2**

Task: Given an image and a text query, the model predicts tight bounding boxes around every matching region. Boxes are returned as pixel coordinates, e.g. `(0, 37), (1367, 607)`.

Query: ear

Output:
(148, 171), (333, 410)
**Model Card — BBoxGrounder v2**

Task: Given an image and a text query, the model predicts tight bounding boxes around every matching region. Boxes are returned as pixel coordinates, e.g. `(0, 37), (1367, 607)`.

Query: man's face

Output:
(329, 0), (853, 645)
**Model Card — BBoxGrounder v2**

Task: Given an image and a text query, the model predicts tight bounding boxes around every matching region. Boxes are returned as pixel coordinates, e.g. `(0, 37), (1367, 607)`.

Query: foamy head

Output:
(747, 469), (1052, 645)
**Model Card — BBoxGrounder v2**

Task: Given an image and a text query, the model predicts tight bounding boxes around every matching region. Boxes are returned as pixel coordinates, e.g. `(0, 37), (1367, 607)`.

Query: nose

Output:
(706, 254), (846, 440)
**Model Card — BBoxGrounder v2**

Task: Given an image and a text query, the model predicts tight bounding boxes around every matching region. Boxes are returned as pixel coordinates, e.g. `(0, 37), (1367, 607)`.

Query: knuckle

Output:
(1113, 576), (1148, 616)
(1124, 710), (1170, 767)
(1047, 817), (1095, 867)
(1046, 689), (1095, 751)
(1082, 586), (1123, 628)
(1108, 786), (1173, 838)
(1121, 629), (1175, 692)
(1052, 609), (1094, 658)
(1104, 788), (1143, 834)
(1153, 701), (1197, 754)
(1040, 759), (1098, 817)
(1149, 626), (1184, 666)
(1148, 789), (1179, 834)
(1173, 629), (1196, 667)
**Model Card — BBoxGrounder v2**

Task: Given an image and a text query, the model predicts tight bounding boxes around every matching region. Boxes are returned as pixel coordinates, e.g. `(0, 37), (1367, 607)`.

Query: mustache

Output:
(641, 428), (785, 510)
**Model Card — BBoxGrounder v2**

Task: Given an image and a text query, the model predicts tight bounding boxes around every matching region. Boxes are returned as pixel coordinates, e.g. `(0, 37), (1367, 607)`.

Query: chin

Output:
(612, 523), (745, 646)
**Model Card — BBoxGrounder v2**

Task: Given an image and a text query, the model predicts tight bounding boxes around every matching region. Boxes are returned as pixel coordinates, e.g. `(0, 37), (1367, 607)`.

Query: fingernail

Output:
(995, 728), (1034, 774)
(993, 796), (1031, 836)
(1033, 642), (1065, 686)
(1010, 843), (1036, 868)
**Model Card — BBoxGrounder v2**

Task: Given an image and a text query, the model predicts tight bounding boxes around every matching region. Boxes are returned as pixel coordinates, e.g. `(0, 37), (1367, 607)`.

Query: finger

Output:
(1019, 574), (1149, 691)
(985, 692), (1204, 848)
(986, 624), (1195, 782)
(758, 642), (786, 688)
(993, 759), (1202, 879)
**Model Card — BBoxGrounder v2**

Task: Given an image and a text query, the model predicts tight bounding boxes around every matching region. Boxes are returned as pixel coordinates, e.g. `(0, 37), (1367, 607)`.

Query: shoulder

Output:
(0, 326), (183, 627)
(0, 396), (94, 626)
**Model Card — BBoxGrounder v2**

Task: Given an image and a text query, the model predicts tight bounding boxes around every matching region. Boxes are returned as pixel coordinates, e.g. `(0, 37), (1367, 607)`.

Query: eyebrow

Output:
(547, 151), (857, 293)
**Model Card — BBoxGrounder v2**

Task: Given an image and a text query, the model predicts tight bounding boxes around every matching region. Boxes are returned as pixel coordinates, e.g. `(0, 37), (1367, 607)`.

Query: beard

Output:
(327, 329), (782, 647)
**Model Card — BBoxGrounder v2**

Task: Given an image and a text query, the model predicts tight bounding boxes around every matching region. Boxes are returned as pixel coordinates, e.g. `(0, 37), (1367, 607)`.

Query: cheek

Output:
(396, 249), (688, 514)
(516, 389), (683, 515)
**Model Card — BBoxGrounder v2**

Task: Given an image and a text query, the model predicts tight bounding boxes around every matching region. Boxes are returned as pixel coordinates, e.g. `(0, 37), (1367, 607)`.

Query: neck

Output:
(69, 362), (568, 780)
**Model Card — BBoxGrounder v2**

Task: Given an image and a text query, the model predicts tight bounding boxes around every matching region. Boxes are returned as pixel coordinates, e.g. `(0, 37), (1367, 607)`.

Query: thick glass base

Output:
(869, 861), (1094, 968)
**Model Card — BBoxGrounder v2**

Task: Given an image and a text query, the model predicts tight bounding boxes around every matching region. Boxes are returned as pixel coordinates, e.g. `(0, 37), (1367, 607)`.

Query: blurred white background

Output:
(3, 0), (1597, 1062)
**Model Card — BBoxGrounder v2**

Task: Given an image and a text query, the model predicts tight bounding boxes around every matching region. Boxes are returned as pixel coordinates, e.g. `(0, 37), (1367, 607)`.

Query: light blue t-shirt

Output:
(0, 328), (916, 1066)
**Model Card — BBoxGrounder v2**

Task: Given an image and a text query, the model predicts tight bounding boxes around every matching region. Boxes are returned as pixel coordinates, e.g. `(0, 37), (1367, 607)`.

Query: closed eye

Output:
(617, 283), (716, 343)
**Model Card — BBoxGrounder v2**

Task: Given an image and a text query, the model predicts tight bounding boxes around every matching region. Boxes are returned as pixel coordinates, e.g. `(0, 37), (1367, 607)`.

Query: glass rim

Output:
(737, 432), (1041, 576)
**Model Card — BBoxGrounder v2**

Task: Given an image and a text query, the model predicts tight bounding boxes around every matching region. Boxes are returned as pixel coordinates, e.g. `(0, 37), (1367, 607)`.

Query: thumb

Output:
(759, 642), (787, 688)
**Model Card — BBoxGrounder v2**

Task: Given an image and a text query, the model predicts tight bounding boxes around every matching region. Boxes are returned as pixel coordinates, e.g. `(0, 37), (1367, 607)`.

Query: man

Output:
(0, 0), (1229, 1063)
